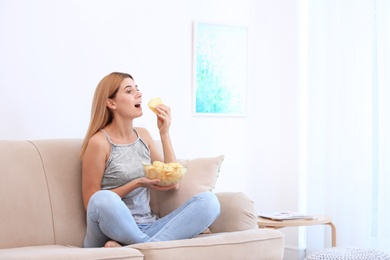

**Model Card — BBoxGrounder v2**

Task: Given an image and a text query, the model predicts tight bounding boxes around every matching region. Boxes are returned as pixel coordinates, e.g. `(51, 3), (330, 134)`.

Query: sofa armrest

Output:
(209, 192), (258, 233)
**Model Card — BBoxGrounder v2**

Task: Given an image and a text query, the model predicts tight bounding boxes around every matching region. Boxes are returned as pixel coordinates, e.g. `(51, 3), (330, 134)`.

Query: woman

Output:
(80, 72), (220, 248)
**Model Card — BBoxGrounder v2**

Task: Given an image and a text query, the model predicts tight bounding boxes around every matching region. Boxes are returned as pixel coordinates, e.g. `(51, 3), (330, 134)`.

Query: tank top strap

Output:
(133, 128), (139, 138)
(132, 128), (148, 150)
(100, 129), (114, 144)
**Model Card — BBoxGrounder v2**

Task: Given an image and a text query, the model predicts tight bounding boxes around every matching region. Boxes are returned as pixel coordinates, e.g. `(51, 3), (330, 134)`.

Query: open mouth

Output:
(135, 103), (141, 108)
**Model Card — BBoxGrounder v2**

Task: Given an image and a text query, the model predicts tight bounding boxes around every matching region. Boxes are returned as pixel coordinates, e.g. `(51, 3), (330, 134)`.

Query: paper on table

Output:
(258, 211), (314, 221)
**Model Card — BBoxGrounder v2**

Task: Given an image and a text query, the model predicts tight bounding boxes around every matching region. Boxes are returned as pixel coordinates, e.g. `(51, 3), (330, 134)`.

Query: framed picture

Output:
(192, 22), (248, 117)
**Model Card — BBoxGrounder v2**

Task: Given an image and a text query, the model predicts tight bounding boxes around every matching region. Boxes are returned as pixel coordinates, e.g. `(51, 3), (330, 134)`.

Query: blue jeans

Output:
(83, 190), (220, 247)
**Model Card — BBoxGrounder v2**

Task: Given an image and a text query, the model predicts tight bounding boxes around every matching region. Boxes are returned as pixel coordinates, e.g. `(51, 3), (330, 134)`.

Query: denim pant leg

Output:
(83, 190), (150, 247)
(142, 191), (220, 242)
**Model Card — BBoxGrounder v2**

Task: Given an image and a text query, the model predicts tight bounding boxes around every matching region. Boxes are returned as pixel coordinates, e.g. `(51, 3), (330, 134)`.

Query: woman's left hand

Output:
(155, 104), (171, 135)
(137, 177), (179, 191)
(151, 183), (179, 191)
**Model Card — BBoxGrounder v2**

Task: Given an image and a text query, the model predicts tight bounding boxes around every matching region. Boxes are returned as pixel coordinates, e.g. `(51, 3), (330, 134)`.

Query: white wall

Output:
(0, 0), (301, 255)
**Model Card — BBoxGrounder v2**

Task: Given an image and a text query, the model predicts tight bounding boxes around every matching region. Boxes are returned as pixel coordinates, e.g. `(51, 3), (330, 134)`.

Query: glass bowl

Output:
(143, 161), (187, 186)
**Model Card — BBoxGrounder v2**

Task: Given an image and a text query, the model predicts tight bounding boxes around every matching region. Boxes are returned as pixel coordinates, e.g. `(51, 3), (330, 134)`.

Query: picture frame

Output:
(192, 22), (248, 117)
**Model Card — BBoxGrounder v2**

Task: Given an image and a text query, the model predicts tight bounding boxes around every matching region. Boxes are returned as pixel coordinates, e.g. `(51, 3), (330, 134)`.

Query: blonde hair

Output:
(80, 72), (133, 159)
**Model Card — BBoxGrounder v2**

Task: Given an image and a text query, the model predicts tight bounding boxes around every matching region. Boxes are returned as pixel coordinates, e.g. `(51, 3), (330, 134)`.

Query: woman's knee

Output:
(88, 190), (120, 210)
(197, 192), (221, 217)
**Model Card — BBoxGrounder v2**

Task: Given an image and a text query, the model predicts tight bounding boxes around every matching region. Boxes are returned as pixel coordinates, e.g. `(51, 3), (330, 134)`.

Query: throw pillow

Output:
(149, 155), (224, 217)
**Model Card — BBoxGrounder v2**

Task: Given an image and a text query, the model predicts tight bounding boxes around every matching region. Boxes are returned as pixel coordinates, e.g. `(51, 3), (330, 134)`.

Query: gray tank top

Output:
(100, 129), (158, 224)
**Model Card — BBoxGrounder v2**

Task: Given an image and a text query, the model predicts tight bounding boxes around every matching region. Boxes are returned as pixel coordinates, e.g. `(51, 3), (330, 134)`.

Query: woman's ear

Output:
(106, 99), (116, 109)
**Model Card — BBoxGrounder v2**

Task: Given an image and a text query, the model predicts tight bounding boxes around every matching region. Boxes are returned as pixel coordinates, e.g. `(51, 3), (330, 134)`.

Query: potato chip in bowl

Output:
(143, 161), (187, 186)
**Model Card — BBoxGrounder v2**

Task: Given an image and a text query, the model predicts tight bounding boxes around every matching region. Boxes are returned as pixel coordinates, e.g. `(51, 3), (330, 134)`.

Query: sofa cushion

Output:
(0, 245), (143, 260)
(129, 229), (284, 260)
(0, 141), (55, 248)
(30, 139), (85, 247)
(150, 155), (224, 217)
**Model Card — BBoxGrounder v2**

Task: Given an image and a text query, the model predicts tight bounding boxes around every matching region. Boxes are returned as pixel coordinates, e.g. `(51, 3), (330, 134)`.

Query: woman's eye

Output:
(125, 86), (139, 94)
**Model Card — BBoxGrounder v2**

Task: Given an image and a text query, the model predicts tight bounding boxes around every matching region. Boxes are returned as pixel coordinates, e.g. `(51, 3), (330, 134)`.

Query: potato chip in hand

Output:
(147, 97), (163, 114)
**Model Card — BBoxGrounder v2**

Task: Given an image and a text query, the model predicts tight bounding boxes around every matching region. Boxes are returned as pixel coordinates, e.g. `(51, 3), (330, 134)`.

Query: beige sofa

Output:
(0, 139), (284, 260)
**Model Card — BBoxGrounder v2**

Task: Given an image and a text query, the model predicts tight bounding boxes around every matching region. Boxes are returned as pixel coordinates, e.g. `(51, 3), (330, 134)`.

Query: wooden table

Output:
(257, 215), (337, 247)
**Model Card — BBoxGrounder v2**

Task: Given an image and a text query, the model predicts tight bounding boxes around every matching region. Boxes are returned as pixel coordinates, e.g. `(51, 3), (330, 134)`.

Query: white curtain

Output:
(375, 0), (390, 251)
(302, 0), (390, 254)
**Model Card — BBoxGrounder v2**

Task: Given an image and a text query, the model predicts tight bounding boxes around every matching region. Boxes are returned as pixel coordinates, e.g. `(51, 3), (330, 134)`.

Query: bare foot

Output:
(104, 240), (122, 247)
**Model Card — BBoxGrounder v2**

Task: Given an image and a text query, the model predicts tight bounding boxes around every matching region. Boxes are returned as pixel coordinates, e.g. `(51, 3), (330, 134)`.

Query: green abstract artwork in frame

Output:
(193, 22), (248, 116)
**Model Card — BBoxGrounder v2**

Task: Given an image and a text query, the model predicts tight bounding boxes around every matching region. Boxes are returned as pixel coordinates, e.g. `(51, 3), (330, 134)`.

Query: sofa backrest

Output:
(0, 139), (85, 249)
